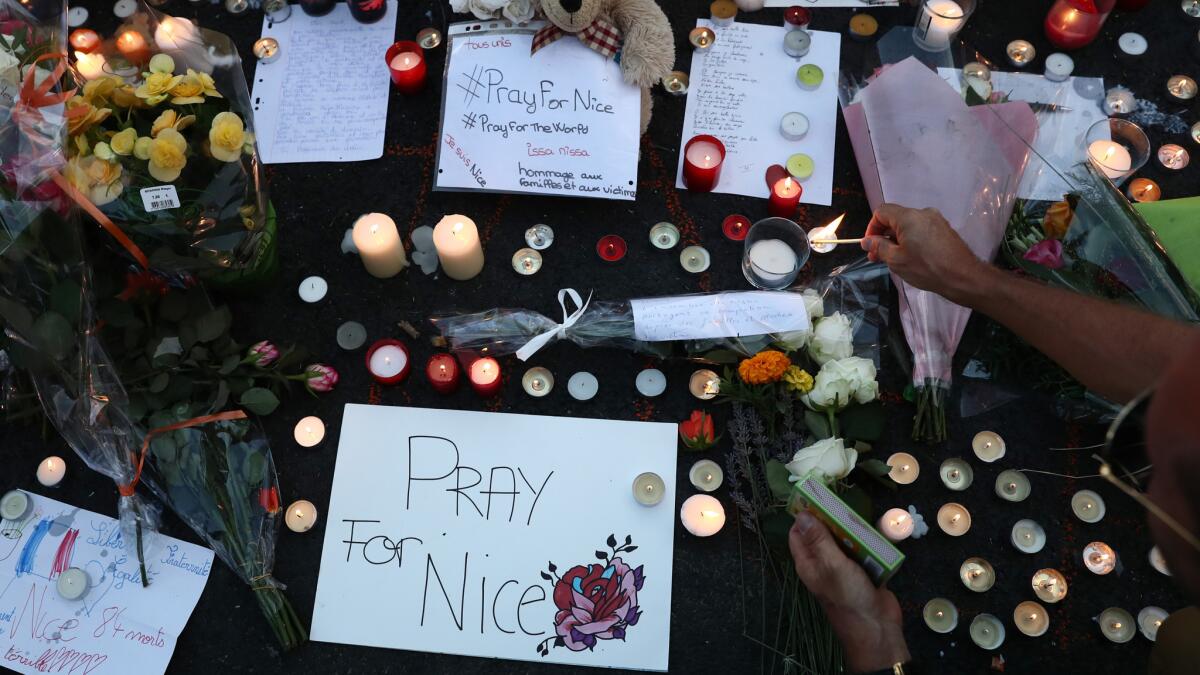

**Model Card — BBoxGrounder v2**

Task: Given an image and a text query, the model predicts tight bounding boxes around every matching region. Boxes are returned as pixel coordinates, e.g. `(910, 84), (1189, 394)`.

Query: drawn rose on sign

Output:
(535, 534), (645, 656)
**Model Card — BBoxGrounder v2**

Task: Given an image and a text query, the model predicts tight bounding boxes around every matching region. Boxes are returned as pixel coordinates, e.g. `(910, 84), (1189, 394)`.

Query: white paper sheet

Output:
(249, 2), (397, 163)
(312, 405), (676, 671)
(677, 21), (841, 206)
(631, 291), (812, 342)
(434, 21), (640, 200)
(937, 68), (1106, 201)
(0, 491), (213, 675)
(765, 0), (899, 6)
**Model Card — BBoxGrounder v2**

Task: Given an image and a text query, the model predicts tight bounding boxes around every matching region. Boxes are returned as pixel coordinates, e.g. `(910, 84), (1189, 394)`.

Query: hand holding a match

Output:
(862, 203), (991, 304)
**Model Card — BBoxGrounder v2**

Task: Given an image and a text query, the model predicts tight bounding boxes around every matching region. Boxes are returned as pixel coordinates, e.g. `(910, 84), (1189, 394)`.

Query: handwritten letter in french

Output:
(435, 22), (641, 200)
(312, 405), (676, 671)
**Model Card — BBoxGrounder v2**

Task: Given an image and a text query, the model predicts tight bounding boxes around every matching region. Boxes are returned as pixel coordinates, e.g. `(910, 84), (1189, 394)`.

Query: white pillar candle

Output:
(293, 416), (325, 448)
(923, 598), (958, 633)
(969, 613), (1005, 650)
(352, 213), (408, 278)
(56, 567), (89, 600)
(1011, 519), (1046, 554)
(994, 470), (1031, 502)
(877, 508), (915, 542)
(747, 239), (798, 284)
(1071, 489), (1106, 523)
(1138, 606), (1168, 641)
(1014, 601), (1049, 637)
(914, 0), (967, 52)
(1083, 541), (1117, 575)
(1087, 140), (1133, 180)
(285, 499), (319, 532)
(689, 459), (724, 492)
(886, 452), (920, 485)
(432, 215), (485, 281)
(680, 494), (725, 537)
(74, 51), (108, 80)
(1031, 568), (1068, 603)
(632, 472), (666, 506)
(971, 431), (1005, 462)
(1098, 607), (1136, 643)
(368, 345), (408, 378)
(37, 456), (66, 487)
(936, 503), (971, 536)
(154, 16), (200, 51)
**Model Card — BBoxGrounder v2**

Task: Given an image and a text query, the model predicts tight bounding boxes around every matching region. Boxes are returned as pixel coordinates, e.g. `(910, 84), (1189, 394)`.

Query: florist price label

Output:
(139, 186), (180, 213)
(311, 405), (676, 670)
(631, 291), (812, 342)
(434, 22), (640, 200)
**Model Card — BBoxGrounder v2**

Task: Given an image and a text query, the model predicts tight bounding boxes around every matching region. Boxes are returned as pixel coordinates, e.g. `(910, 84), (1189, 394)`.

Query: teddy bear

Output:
(534, 0), (674, 135)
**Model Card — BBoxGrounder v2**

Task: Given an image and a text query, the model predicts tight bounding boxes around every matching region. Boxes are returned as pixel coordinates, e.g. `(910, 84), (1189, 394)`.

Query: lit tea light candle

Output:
(680, 494), (725, 537)
(1031, 568), (1068, 603)
(661, 70), (689, 95)
(649, 222), (680, 250)
(923, 597), (958, 633)
(37, 456), (66, 487)
(285, 499), (319, 533)
(1014, 601), (1049, 637)
(795, 65), (823, 91)
(293, 416), (325, 448)
(886, 452), (920, 485)
(680, 245), (711, 273)
(971, 430), (1006, 463)
(969, 613), (1005, 650)
(710, 0), (737, 26)
(253, 37), (281, 64)
(959, 557), (995, 592)
(1070, 489), (1106, 523)
(525, 224), (555, 250)
(426, 354), (461, 394)
(689, 459), (724, 492)
(1192, 121), (1200, 145)
(1043, 52), (1074, 82)
(768, 177), (803, 218)
(69, 28), (101, 53)
(635, 369), (667, 397)
(1157, 143), (1190, 170)
(1103, 87), (1136, 115)
(689, 26), (716, 51)
(937, 503), (971, 536)
(116, 30), (151, 64)
(1006, 39), (1035, 68)
(511, 248), (543, 276)
(74, 51), (108, 81)
(522, 367), (555, 397)
(633, 472), (666, 506)
(878, 508), (915, 542)
(417, 27), (443, 49)
(1126, 177), (1162, 202)
(352, 212), (408, 278)
(1149, 546), (1171, 576)
(469, 357), (502, 397)
(1083, 541), (1117, 575)
(596, 234), (628, 262)
(682, 135), (726, 192)
(783, 29), (811, 57)
(1011, 519), (1046, 554)
(366, 339), (411, 385)
(722, 214), (751, 241)
(962, 61), (991, 82)
(780, 112), (810, 141)
(939, 457), (973, 491)
(1166, 74), (1198, 102)
(385, 41), (427, 94)
(785, 6), (811, 30)
(0, 490), (30, 521)
(994, 469), (1031, 502)
(689, 369), (720, 400)
(433, 215), (485, 281)
(1138, 606), (1168, 641)
(298, 275), (328, 303)
(1186, 0), (1200, 17)
(1087, 140), (1133, 180)
(155, 16), (200, 52)
(56, 567), (89, 601)
(567, 372), (598, 401)
(1098, 607), (1136, 643)
(808, 213), (845, 254)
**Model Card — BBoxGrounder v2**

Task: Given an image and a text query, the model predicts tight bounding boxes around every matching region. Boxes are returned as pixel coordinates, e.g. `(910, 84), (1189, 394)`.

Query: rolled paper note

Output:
(886, 452), (919, 485)
(1014, 601), (1049, 637)
(923, 598), (958, 633)
(432, 215), (485, 281)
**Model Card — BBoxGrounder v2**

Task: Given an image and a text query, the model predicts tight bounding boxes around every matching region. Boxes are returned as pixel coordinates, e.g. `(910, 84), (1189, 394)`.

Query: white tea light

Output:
(298, 276), (328, 303)
(780, 112), (809, 142)
(567, 372), (599, 401)
(1032, 568), (1068, 603)
(959, 557), (995, 592)
(336, 321), (367, 351)
(1083, 541), (1117, 575)
(1044, 53), (1074, 82)
(285, 499), (319, 532)
(1006, 39), (1035, 68)
(293, 416), (326, 448)
(1118, 32), (1148, 56)
(113, 0), (137, 18)
(1138, 606), (1168, 641)
(680, 245), (711, 273)
(1014, 601), (1050, 637)
(689, 369), (720, 400)
(886, 452), (920, 485)
(521, 367), (555, 397)
(1098, 607), (1136, 643)
(937, 502), (972, 536)
(923, 597), (959, 633)
(680, 494), (725, 537)
(783, 29), (811, 57)
(649, 222), (681, 250)
(939, 457), (973, 491)
(1149, 546), (1171, 576)
(994, 470), (1031, 502)
(1087, 139), (1133, 180)
(877, 508), (915, 542)
(0, 490), (30, 521)
(971, 431), (1005, 462)
(1011, 519), (1047, 554)
(524, 224), (555, 250)
(37, 456), (66, 487)
(1158, 144), (1190, 170)
(635, 369), (667, 397)
(511, 248), (543, 275)
(632, 472), (666, 506)
(67, 6), (89, 26)
(1071, 489), (1106, 523)
(56, 567), (89, 601)
(969, 613), (1005, 650)
(689, 459), (724, 492)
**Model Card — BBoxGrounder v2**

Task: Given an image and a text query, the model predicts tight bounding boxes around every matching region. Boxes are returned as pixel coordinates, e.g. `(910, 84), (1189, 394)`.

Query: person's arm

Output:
(861, 203), (1197, 403)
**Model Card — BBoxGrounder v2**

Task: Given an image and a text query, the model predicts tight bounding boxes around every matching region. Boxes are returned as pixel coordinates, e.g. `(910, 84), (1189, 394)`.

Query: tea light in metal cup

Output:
(1083, 541), (1117, 575)
(795, 65), (823, 91)
(633, 472), (666, 506)
(785, 5), (812, 30)
(1014, 601), (1050, 637)
(680, 245), (711, 273)
(1098, 607), (1136, 643)
(971, 430), (1005, 462)
(567, 372), (599, 401)
(1193, 121), (1200, 145)
(962, 60), (991, 82)
(722, 214), (751, 241)
(848, 12), (878, 41)
(1158, 144), (1190, 170)
(264, 0), (292, 22)
(511, 248), (543, 276)
(1011, 519), (1046, 554)
(522, 367), (554, 397)
(939, 457), (973, 491)
(689, 459), (724, 492)
(1138, 606), (1169, 641)
(293, 416), (326, 448)
(67, 6), (89, 26)
(1071, 489), (1106, 523)
(780, 112), (810, 141)
(524, 224), (554, 250)
(1043, 53), (1074, 82)
(710, 0), (737, 26)
(1149, 546), (1171, 576)
(649, 222), (680, 249)
(878, 508), (915, 542)
(417, 27), (443, 50)
(662, 71), (690, 96)
(1186, 0), (1200, 17)
(959, 557), (996, 592)
(994, 469), (1031, 502)
(336, 321), (368, 351)
(37, 456), (66, 487)
(298, 275), (328, 302)
(224, 0), (250, 14)
(783, 29), (812, 57)
(253, 38), (281, 64)
(969, 613), (1005, 650)
(113, 0), (138, 18)
(1118, 32), (1148, 57)
(1006, 39), (1035, 68)
(1167, 75), (1198, 102)
(1032, 568), (1068, 603)
(689, 26), (716, 50)
(886, 452), (920, 485)
(1103, 87), (1137, 115)
(635, 369), (667, 397)
(285, 500), (319, 532)
(56, 567), (89, 600)
(689, 369), (720, 400)
(937, 503), (971, 536)
(0, 490), (31, 521)
(923, 598), (959, 633)
(1127, 177), (1162, 203)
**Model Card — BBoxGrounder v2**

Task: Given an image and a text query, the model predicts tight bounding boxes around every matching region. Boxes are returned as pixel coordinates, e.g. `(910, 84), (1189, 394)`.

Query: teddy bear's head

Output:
(539, 0), (607, 33)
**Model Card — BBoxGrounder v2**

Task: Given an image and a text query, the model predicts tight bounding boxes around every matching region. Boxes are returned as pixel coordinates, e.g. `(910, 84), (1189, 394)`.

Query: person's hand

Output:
(789, 511), (909, 674)
(861, 203), (993, 305)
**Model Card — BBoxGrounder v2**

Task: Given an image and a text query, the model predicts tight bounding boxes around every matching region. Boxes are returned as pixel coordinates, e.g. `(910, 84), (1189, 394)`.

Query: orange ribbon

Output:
(50, 171), (150, 269)
(119, 410), (249, 497)
(19, 52), (76, 109)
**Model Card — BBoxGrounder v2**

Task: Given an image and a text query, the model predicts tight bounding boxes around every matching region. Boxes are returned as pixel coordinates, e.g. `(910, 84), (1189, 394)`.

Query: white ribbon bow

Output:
(515, 289), (593, 361)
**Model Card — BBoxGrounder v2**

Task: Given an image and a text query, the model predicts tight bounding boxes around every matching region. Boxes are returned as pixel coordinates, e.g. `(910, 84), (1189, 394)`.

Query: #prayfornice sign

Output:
(311, 405), (677, 670)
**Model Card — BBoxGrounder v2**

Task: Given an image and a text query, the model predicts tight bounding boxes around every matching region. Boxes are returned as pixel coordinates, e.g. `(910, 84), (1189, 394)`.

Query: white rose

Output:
(449, 0), (471, 12)
(467, 0), (500, 19)
(833, 356), (878, 404)
(802, 362), (852, 410)
(502, 0), (535, 23)
(0, 48), (19, 87)
(776, 328), (811, 351)
(786, 437), (858, 485)
(802, 288), (824, 321)
(808, 312), (854, 366)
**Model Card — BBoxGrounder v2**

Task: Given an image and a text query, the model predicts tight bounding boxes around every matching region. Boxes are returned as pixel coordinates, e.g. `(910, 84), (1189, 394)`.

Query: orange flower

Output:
(737, 350), (792, 385)
(1042, 199), (1075, 239)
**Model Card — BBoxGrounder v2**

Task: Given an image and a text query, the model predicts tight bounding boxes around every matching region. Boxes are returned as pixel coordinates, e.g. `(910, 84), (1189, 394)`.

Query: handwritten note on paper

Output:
(630, 292), (811, 342)
(677, 21), (841, 206)
(435, 22), (641, 200)
(0, 492), (213, 675)
(312, 405), (676, 671)
(250, 3), (397, 163)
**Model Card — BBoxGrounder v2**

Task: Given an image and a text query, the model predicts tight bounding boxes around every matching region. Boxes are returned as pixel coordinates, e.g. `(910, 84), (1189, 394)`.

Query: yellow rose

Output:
(151, 109), (196, 137)
(208, 112), (244, 163)
(93, 141), (115, 161)
(169, 73), (205, 105)
(134, 136), (153, 160)
(110, 127), (137, 156)
(148, 54), (175, 75)
(110, 83), (144, 109)
(147, 128), (188, 182)
(65, 96), (111, 136)
(64, 155), (123, 206)
(135, 71), (182, 106)
(192, 70), (221, 99)
(82, 76), (120, 107)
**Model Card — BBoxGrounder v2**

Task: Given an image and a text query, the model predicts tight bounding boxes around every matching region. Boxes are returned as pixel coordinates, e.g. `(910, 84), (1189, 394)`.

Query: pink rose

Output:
(551, 557), (643, 651)
(303, 364), (339, 393)
(1023, 239), (1064, 270)
(246, 340), (280, 367)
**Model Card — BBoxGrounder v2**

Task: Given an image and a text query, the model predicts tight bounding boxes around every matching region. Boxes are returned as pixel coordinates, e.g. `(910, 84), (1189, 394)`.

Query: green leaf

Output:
(152, 337), (183, 367)
(33, 312), (74, 360)
(158, 291), (188, 323)
(839, 401), (885, 442)
(211, 380), (230, 411)
(150, 435), (177, 462)
(0, 297), (35, 337)
(49, 281), (82, 323)
(857, 458), (891, 479)
(698, 349), (743, 365)
(189, 345), (209, 362)
(765, 459), (794, 501)
(840, 485), (873, 521)
(149, 372), (170, 393)
(242, 451), (268, 484)
(97, 299), (138, 328)
(238, 387), (280, 416)
(218, 354), (240, 375)
(273, 345), (309, 372)
(195, 306), (232, 343)
(804, 410), (832, 440)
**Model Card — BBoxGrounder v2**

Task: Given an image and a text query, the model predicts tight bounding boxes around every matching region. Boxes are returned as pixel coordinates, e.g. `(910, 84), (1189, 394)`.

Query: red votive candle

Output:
(115, 30), (151, 65)
(469, 357), (502, 397)
(1044, 0), (1114, 50)
(722, 214), (751, 241)
(785, 6), (811, 29)
(426, 353), (461, 394)
(682, 135), (726, 192)
(386, 41), (427, 94)
(365, 339), (411, 385)
(596, 235), (627, 262)
(69, 29), (101, 54)
(768, 176), (803, 217)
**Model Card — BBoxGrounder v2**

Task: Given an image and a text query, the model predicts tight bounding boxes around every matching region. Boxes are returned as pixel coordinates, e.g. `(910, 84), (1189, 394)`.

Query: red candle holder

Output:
(1044, 0), (1114, 50)
(682, 135), (726, 192)
(596, 235), (627, 262)
(722, 214), (751, 241)
(784, 6), (811, 29)
(386, 41), (427, 94)
(768, 176), (803, 218)
(115, 30), (151, 66)
(365, 339), (411, 385)
(468, 357), (503, 397)
(69, 29), (101, 54)
(426, 353), (461, 394)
